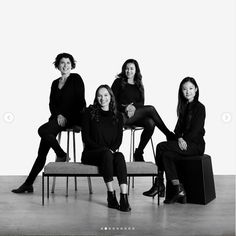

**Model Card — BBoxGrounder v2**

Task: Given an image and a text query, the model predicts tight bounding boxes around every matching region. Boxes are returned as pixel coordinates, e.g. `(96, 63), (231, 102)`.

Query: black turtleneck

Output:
(82, 106), (123, 152)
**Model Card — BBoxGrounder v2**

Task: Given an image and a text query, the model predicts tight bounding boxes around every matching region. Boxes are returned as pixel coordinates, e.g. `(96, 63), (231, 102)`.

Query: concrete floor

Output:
(0, 175), (235, 236)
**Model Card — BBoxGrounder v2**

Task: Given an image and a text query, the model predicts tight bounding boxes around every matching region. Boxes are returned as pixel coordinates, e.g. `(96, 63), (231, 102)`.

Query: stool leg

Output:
(132, 129), (135, 188)
(51, 132), (62, 193)
(73, 131), (77, 191)
(66, 131), (70, 197)
(87, 177), (93, 194)
(128, 129), (133, 192)
(42, 173), (44, 206)
(150, 137), (156, 159)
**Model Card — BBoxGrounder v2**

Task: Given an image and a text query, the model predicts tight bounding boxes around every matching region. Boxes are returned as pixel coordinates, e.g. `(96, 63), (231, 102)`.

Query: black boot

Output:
(143, 176), (165, 197)
(164, 183), (186, 204)
(166, 131), (177, 141)
(133, 149), (144, 162)
(120, 193), (131, 212)
(107, 191), (120, 209)
(12, 183), (34, 194)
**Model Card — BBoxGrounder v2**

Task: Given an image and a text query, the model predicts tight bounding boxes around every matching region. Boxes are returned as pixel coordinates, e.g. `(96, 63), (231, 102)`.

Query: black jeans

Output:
(25, 118), (66, 185)
(82, 149), (127, 185)
(124, 105), (171, 152)
(155, 141), (202, 181)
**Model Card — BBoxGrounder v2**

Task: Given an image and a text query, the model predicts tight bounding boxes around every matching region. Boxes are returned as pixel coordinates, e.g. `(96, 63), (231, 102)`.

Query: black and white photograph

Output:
(0, 0), (235, 235)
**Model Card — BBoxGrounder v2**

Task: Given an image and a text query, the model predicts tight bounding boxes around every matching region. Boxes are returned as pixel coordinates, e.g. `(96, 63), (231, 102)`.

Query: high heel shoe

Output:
(107, 191), (120, 210)
(12, 183), (34, 194)
(164, 183), (186, 204)
(143, 176), (165, 197)
(120, 193), (131, 212)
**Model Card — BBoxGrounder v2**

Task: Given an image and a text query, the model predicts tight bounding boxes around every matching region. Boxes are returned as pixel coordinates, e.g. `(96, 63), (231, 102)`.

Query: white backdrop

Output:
(0, 0), (235, 175)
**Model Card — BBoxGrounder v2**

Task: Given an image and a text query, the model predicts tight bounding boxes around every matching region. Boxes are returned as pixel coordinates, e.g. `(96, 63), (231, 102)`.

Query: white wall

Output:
(0, 0), (235, 175)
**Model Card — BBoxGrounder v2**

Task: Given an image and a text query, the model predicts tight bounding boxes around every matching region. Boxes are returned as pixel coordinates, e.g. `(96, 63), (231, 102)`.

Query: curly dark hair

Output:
(53, 53), (76, 69)
(177, 77), (199, 117)
(90, 84), (118, 124)
(117, 59), (144, 100)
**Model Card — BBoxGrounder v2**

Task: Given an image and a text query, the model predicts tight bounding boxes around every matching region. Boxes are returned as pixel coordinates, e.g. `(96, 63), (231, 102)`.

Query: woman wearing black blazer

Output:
(111, 59), (175, 162)
(81, 85), (131, 212)
(143, 77), (206, 204)
(12, 53), (86, 194)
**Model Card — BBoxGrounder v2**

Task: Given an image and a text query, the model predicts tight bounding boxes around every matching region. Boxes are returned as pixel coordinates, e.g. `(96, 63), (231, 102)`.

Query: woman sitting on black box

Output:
(143, 77), (206, 204)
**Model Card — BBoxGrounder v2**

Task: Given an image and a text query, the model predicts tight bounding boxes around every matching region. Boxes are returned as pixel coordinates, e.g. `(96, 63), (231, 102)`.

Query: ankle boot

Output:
(166, 131), (177, 141)
(143, 176), (165, 197)
(164, 183), (186, 204)
(133, 149), (144, 162)
(120, 193), (131, 212)
(107, 191), (120, 209)
(12, 183), (34, 194)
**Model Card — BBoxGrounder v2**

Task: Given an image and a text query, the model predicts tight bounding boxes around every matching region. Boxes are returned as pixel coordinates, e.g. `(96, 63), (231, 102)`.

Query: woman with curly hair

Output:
(111, 59), (175, 162)
(12, 53), (86, 194)
(81, 84), (131, 212)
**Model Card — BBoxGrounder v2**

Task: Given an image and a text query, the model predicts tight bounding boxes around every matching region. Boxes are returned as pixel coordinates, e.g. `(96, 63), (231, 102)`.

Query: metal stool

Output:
(123, 126), (156, 193)
(51, 126), (92, 196)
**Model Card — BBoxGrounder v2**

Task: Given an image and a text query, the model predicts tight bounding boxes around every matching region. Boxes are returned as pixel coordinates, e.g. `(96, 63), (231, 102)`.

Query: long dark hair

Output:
(90, 84), (118, 123)
(177, 77), (199, 117)
(117, 59), (144, 100)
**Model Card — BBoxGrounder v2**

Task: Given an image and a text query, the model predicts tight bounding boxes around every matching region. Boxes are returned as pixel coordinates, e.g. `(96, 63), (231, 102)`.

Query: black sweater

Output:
(49, 73), (86, 125)
(111, 77), (144, 113)
(81, 107), (123, 153)
(174, 101), (206, 153)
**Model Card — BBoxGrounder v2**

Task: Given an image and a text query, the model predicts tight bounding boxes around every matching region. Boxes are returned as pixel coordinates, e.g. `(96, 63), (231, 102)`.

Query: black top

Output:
(174, 101), (206, 152)
(49, 73), (86, 125)
(111, 77), (144, 112)
(81, 106), (123, 153)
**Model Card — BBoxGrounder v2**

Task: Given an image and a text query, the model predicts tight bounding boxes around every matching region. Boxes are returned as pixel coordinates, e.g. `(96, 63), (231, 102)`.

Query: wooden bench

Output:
(42, 162), (159, 205)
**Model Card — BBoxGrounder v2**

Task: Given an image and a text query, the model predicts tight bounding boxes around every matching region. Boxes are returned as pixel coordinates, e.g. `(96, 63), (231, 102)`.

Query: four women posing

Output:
(12, 53), (206, 211)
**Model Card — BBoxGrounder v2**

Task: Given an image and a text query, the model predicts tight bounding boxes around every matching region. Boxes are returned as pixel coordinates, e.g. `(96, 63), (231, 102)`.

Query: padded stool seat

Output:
(166, 154), (216, 204)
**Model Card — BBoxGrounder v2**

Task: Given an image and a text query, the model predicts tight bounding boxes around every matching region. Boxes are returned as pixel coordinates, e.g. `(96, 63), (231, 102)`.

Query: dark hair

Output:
(177, 77), (199, 117)
(117, 59), (144, 99)
(53, 53), (76, 69)
(90, 84), (118, 123)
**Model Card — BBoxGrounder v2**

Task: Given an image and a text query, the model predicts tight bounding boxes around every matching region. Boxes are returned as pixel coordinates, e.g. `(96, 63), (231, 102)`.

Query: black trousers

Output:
(82, 149), (127, 185)
(25, 118), (67, 185)
(124, 105), (170, 152)
(155, 141), (203, 181)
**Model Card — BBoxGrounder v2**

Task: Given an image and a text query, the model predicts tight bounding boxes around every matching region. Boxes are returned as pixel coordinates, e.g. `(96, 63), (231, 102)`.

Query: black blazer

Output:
(49, 73), (86, 125)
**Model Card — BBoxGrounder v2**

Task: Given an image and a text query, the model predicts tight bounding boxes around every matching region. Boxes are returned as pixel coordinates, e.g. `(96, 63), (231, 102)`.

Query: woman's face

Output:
(58, 57), (72, 75)
(125, 63), (136, 80)
(97, 87), (111, 110)
(182, 81), (197, 102)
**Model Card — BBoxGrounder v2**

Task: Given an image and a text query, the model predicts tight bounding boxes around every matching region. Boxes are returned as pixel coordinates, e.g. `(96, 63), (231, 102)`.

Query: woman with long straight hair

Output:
(143, 77), (206, 204)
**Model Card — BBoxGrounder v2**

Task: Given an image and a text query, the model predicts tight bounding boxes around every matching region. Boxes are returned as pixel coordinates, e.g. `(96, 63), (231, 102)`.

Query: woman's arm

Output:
(81, 109), (106, 150)
(110, 113), (124, 152)
(49, 80), (59, 117)
(183, 103), (206, 143)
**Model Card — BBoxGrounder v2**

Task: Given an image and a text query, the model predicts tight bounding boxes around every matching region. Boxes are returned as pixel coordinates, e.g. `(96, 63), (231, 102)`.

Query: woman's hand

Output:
(57, 114), (67, 127)
(178, 137), (187, 151)
(126, 104), (136, 118)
